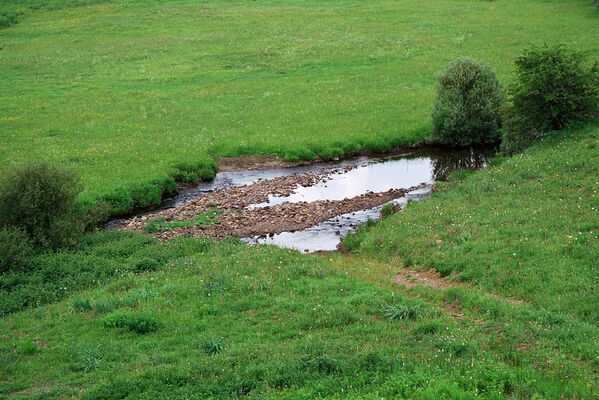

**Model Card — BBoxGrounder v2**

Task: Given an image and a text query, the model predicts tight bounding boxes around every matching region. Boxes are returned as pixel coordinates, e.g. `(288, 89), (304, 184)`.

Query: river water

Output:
(109, 148), (492, 252)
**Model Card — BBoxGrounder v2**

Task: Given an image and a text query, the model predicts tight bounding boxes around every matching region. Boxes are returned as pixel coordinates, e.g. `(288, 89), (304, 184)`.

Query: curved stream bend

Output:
(117, 148), (492, 252)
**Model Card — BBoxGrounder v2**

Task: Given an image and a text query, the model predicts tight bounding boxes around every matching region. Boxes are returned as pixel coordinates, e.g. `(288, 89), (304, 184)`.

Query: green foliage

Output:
(92, 299), (118, 315)
(72, 298), (92, 312)
(99, 176), (179, 217)
(0, 161), (83, 249)
(0, 231), (217, 315)
(317, 147), (344, 161)
(380, 302), (424, 320)
(145, 209), (221, 233)
(16, 339), (38, 355)
(130, 257), (161, 272)
(501, 45), (599, 154)
(1, 0), (597, 204)
(380, 202), (400, 219)
(103, 311), (159, 334)
(0, 227), (33, 274)
(0, 11), (21, 29)
(283, 146), (316, 162)
(99, 187), (134, 216)
(199, 336), (224, 355)
(69, 343), (103, 372)
(430, 57), (504, 147)
(81, 200), (113, 230)
(169, 159), (217, 185)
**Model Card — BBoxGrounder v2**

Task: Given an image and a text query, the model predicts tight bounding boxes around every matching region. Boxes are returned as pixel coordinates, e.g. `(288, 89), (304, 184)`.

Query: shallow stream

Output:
(111, 148), (492, 252)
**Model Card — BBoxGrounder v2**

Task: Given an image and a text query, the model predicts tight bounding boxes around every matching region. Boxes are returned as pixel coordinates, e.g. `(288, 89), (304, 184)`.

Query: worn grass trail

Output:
(1, 0), (598, 199)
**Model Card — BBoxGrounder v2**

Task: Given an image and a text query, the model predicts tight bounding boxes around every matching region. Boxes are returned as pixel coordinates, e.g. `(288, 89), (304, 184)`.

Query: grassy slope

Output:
(346, 120), (599, 324)
(1, 0), (598, 199)
(2, 122), (599, 399)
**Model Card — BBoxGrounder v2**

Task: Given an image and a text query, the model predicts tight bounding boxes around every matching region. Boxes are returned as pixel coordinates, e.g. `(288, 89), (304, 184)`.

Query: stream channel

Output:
(113, 148), (492, 253)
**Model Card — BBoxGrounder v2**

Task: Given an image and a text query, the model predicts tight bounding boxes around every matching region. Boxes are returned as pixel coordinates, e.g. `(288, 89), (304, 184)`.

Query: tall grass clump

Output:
(0, 161), (83, 250)
(430, 57), (504, 147)
(501, 45), (599, 154)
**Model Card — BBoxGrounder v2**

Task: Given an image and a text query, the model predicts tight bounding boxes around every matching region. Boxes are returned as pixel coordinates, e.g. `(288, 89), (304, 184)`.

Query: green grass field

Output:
(2, 0), (599, 398)
(2, 122), (599, 398)
(1, 0), (598, 199)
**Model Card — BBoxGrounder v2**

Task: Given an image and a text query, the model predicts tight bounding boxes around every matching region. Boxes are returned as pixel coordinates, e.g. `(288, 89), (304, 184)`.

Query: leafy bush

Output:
(0, 227), (34, 274)
(103, 311), (159, 334)
(430, 57), (504, 147)
(0, 161), (83, 249)
(501, 45), (599, 154)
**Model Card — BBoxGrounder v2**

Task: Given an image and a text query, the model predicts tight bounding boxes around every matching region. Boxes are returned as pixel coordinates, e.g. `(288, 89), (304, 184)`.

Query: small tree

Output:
(430, 57), (504, 147)
(0, 161), (83, 249)
(501, 45), (599, 154)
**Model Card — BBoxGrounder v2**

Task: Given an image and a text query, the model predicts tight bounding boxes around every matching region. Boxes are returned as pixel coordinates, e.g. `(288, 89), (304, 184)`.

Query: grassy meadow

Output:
(2, 0), (599, 398)
(2, 121), (599, 398)
(1, 0), (598, 200)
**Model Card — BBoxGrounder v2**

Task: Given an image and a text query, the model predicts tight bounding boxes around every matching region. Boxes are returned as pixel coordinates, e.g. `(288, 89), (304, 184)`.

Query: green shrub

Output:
(430, 57), (504, 147)
(103, 311), (159, 334)
(81, 200), (113, 230)
(501, 45), (599, 154)
(0, 161), (83, 249)
(0, 227), (34, 274)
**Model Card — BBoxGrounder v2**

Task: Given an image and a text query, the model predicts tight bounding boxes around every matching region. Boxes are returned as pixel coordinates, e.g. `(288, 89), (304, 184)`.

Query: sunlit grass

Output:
(1, 0), (598, 199)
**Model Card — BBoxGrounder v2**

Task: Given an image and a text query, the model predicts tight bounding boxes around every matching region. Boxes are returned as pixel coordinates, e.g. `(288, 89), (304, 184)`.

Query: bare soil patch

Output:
(393, 268), (460, 290)
(216, 155), (306, 172)
(394, 268), (525, 306)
